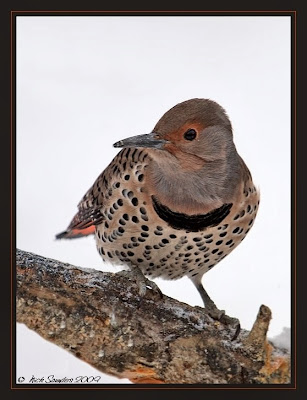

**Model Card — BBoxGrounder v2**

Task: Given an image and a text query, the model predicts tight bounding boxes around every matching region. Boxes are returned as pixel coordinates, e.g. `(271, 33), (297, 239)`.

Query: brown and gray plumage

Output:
(56, 98), (260, 326)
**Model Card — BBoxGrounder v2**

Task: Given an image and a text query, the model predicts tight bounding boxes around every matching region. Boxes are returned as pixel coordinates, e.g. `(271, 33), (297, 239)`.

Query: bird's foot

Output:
(205, 302), (241, 340)
(219, 314), (241, 341)
(116, 267), (163, 300)
(193, 282), (241, 340)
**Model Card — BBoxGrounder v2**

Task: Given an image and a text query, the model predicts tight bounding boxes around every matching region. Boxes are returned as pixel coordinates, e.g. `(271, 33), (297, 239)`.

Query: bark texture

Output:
(16, 249), (290, 384)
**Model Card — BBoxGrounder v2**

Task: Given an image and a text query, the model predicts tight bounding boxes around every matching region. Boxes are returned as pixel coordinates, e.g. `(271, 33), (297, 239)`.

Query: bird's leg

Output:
(116, 265), (163, 299)
(194, 282), (225, 320)
(194, 281), (241, 340)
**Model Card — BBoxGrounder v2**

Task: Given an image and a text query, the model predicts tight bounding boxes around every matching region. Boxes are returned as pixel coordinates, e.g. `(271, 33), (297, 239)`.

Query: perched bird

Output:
(56, 98), (259, 328)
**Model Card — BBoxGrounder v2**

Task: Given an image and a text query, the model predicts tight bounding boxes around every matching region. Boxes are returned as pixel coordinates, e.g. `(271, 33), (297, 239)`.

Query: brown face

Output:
(113, 98), (234, 170)
(160, 121), (207, 170)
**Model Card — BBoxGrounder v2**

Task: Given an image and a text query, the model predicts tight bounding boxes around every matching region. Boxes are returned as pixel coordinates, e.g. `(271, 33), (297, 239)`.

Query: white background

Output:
(16, 16), (291, 384)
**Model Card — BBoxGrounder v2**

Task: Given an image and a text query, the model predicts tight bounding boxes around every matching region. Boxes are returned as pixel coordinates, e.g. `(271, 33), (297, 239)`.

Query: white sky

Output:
(16, 16), (291, 385)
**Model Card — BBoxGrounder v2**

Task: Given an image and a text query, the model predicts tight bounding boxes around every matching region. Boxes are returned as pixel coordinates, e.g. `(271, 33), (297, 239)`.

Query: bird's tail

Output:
(55, 225), (96, 240)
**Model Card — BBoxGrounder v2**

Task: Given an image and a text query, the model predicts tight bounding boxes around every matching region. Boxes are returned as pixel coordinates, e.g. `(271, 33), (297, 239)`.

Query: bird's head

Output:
(113, 98), (235, 170)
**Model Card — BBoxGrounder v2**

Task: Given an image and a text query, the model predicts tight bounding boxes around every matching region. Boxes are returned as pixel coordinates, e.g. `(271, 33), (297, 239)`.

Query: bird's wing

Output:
(56, 149), (126, 239)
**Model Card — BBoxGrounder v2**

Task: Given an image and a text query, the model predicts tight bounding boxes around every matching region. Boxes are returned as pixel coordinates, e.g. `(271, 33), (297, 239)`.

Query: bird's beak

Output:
(113, 132), (168, 149)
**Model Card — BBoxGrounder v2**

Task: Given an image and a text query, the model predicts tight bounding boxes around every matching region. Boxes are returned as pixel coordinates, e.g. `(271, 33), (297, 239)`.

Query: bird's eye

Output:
(183, 129), (197, 141)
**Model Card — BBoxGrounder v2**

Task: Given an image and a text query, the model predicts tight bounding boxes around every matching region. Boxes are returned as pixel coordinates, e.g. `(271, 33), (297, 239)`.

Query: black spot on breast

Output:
(151, 196), (232, 232)
(170, 234), (177, 239)
(215, 240), (223, 245)
(124, 174), (130, 181)
(132, 216), (139, 223)
(226, 239), (233, 245)
(124, 148), (131, 159)
(138, 174), (144, 182)
(219, 232), (227, 237)
(132, 197), (138, 206)
(131, 149), (138, 162)
(141, 225), (149, 231)
(117, 199), (123, 206)
(162, 238), (169, 244)
(233, 227), (240, 234)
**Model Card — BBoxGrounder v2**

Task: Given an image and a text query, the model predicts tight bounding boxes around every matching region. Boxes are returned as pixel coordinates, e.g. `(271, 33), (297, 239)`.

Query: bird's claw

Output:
(116, 269), (163, 300)
(205, 303), (241, 340)
(220, 314), (241, 340)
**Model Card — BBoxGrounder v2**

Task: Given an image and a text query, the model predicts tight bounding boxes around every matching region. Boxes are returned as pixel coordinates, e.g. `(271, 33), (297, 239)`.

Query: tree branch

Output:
(16, 248), (290, 384)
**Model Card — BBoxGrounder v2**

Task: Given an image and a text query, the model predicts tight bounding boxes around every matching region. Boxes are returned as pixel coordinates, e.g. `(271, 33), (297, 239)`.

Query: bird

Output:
(56, 98), (259, 330)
